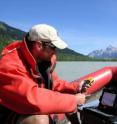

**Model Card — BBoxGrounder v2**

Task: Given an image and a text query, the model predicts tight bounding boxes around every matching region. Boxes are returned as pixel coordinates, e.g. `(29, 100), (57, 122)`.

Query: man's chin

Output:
(40, 58), (51, 62)
(37, 56), (52, 62)
(45, 58), (51, 61)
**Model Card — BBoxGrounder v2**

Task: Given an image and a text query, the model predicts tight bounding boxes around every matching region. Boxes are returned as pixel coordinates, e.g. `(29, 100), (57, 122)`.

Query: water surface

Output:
(55, 61), (117, 81)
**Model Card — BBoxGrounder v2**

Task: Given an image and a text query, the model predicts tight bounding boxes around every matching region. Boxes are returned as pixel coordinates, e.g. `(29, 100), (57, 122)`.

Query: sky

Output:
(0, 0), (117, 55)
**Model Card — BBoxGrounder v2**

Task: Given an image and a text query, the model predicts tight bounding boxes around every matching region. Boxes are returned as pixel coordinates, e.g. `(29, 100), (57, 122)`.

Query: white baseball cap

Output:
(28, 24), (68, 49)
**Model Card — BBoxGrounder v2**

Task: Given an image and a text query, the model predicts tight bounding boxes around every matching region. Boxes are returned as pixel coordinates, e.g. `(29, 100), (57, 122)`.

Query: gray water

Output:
(55, 61), (117, 82)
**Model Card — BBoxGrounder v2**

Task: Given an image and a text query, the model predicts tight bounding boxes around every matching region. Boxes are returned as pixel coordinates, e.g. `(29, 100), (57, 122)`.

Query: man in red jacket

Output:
(0, 24), (86, 124)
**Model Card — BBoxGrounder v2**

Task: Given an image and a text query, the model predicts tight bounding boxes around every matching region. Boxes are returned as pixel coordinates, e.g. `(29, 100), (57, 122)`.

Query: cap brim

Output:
(52, 37), (68, 49)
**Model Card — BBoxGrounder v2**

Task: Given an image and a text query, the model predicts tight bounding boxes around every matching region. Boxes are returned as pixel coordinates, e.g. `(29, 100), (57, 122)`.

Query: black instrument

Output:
(81, 87), (117, 124)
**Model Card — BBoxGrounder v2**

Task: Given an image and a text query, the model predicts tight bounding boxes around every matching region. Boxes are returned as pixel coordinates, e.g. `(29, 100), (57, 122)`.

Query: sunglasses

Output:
(41, 41), (56, 50)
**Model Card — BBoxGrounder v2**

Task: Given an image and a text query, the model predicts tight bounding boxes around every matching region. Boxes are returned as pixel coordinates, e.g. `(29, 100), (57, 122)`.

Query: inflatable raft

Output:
(72, 66), (117, 95)
(58, 66), (117, 122)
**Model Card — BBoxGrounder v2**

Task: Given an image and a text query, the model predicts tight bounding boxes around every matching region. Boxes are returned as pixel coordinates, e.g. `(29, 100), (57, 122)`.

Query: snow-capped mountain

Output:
(88, 45), (117, 59)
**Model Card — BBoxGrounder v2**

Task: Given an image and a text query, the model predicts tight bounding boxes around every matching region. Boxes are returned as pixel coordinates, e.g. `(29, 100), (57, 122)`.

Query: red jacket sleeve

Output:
(0, 64), (77, 115)
(52, 72), (81, 94)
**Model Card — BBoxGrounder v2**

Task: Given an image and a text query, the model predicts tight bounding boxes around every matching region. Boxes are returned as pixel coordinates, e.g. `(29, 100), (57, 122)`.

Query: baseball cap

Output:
(28, 24), (68, 49)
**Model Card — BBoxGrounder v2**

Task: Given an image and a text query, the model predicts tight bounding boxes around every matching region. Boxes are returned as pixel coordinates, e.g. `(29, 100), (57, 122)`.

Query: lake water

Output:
(55, 61), (117, 82)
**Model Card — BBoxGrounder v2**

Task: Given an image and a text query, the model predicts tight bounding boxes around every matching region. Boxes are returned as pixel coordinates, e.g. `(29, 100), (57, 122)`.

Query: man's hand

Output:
(75, 93), (86, 106)
(66, 93), (86, 117)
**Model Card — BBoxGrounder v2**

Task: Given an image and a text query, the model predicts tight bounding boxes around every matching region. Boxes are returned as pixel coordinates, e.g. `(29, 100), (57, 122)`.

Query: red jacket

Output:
(0, 39), (81, 115)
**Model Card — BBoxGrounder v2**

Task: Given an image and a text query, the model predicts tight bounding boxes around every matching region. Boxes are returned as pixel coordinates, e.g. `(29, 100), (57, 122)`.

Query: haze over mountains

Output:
(0, 21), (117, 60)
(88, 45), (117, 59)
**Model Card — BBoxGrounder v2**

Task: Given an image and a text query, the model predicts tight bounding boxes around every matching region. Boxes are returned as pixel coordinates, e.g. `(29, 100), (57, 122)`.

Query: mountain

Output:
(88, 45), (117, 59)
(0, 21), (26, 42)
(0, 21), (89, 61)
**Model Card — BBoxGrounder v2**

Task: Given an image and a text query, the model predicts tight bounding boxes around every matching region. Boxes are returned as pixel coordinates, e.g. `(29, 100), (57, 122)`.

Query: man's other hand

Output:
(75, 93), (86, 106)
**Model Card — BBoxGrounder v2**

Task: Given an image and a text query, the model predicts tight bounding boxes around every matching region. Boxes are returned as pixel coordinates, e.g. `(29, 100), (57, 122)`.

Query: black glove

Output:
(81, 77), (94, 93)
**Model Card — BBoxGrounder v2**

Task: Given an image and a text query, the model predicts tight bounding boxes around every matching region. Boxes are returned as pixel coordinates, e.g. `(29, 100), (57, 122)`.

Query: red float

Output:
(73, 66), (117, 94)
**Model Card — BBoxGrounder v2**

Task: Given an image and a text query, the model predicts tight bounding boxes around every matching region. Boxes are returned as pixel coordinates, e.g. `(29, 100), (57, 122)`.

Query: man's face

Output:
(32, 41), (56, 61)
